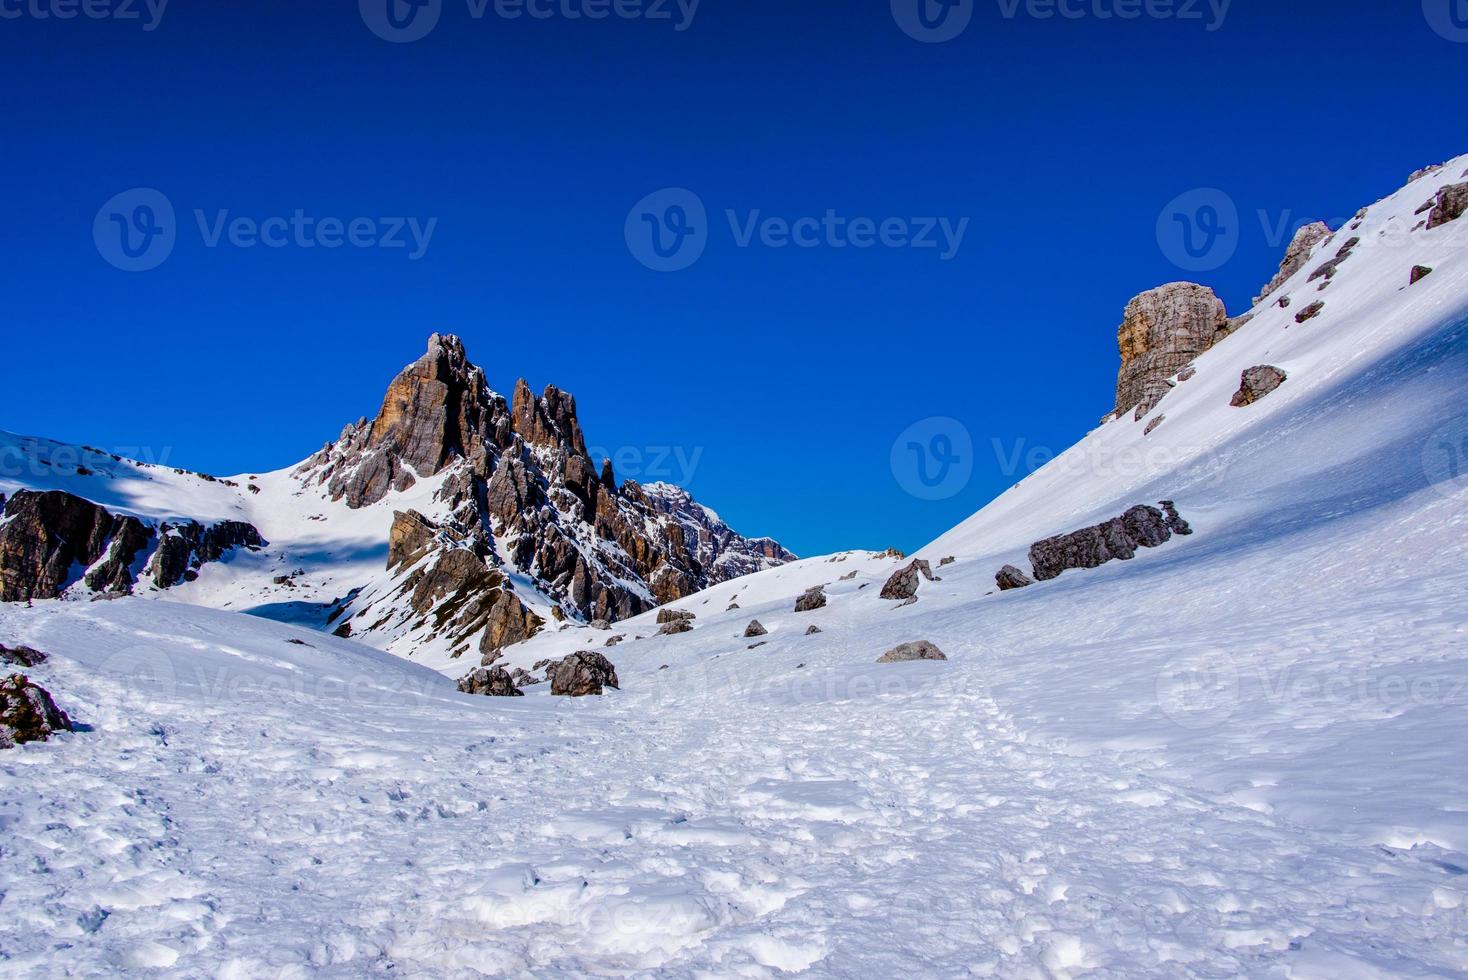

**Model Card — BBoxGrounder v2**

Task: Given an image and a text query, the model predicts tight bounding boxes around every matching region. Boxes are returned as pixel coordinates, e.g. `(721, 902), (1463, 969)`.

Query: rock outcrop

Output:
(1427, 183), (1468, 230)
(0, 674), (72, 748)
(877, 641), (947, 664)
(550, 651), (619, 696)
(457, 666), (523, 697)
(1254, 222), (1331, 306)
(1230, 366), (1288, 408)
(1115, 283), (1229, 417)
(0, 490), (263, 602)
(1029, 503), (1189, 583)
(296, 335), (794, 633)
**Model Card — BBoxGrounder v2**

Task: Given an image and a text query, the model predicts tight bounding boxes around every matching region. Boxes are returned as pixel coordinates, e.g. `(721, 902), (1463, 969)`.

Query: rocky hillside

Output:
(0, 336), (793, 664)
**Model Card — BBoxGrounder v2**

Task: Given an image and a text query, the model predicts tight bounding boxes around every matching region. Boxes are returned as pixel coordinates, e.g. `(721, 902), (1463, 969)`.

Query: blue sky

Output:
(1, 0), (1463, 556)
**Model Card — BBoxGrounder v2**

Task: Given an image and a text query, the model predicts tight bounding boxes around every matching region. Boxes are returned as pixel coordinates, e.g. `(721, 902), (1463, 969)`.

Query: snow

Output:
(3, 157), (1468, 975)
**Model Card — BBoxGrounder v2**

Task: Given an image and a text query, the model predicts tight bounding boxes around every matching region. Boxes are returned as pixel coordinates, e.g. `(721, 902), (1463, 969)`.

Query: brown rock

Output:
(879, 560), (936, 601)
(1427, 183), (1468, 230)
(743, 620), (767, 638)
(794, 586), (827, 612)
(1294, 302), (1325, 325)
(1230, 366), (1288, 408)
(550, 651), (619, 696)
(995, 565), (1033, 591)
(1254, 222), (1331, 306)
(457, 666), (524, 697)
(877, 641), (947, 664)
(0, 673), (72, 748)
(1410, 265), (1434, 285)
(1115, 283), (1229, 417)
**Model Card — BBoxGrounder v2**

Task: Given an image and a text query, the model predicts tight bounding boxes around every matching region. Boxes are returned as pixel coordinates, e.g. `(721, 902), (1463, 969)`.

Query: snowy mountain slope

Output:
(3, 158), (1468, 976)
(0, 335), (794, 666)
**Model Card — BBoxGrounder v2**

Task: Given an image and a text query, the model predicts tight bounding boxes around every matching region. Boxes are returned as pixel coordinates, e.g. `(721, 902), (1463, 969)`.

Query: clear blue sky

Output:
(1, 0), (1463, 556)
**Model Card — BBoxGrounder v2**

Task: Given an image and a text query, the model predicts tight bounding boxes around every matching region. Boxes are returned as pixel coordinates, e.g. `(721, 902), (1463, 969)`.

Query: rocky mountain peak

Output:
(511, 378), (589, 457)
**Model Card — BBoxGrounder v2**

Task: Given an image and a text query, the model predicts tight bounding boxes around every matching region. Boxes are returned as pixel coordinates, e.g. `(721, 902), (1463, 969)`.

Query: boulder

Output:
(1294, 302), (1325, 325)
(743, 620), (768, 638)
(1411, 265), (1434, 285)
(510, 667), (541, 688)
(880, 560), (937, 601)
(550, 651), (620, 696)
(877, 641), (948, 664)
(457, 667), (524, 698)
(1115, 283), (1228, 417)
(1029, 504), (1183, 582)
(659, 618), (694, 636)
(995, 565), (1034, 591)
(794, 586), (827, 612)
(805, 625), (823, 635)
(1230, 366), (1288, 408)
(1159, 500), (1194, 536)
(0, 644), (47, 668)
(656, 608), (696, 624)
(1254, 222), (1331, 305)
(1143, 415), (1165, 436)
(0, 674), (72, 748)
(1427, 183), (1468, 230)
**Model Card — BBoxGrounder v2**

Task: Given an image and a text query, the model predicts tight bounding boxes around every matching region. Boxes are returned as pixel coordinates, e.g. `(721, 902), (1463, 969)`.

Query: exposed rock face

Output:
(1029, 503), (1186, 582)
(1230, 366), (1288, 408)
(794, 586), (827, 612)
(480, 590), (544, 661)
(296, 335), (794, 633)
(743, 620), (767, 638)
(1115, 283), (1229, 417)
(877, 641), (947, 664)
(457, 666), (523, 697)
(0, 490), (262, 601)
(879, 560), (937, 601)
(1427, 183), (1468, 230)
(550, 651), (619, 696)
(0, 674), (72, 748)
(995, 565), (1033, 591)
(1254, 222), (1331, 305)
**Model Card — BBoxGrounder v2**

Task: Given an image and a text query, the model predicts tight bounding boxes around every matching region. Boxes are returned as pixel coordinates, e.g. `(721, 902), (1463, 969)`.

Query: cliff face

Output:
(1114, 282), (1229, 418)
(295, 334), (796, 644)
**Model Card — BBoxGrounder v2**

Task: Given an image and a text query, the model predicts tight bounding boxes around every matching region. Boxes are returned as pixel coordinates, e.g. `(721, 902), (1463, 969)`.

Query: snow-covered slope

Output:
(3, 158), (1467, 976)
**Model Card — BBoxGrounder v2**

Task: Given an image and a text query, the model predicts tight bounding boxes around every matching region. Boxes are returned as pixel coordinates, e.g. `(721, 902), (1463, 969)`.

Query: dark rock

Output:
(83, 516), (154, 594)
(0, 644), (47, 668)
(387, 510), (440, 570)
(1144, 415), (1165, 437)
(995, 565), (1034, 591)
(879, 560), (936, 601)
(550, 651), (619, 696)
(938, 556), (956, 567)
(1427, 183), (1468, 230)
(1159, 500), (1193, 536)
(1278, 296), (1292, 309)
(1294, 302), (1325, 325)
(1029, 503), (1183, 582)
(748, 641), (767, 650)
(659, 618), (694, 636)
(0, 490), (117, 601)
(0, 674), (72, 748)
(794, 586), (827, 612)
(510, 667), (542, 687)
(1230, 366), (1288, 408)
(479, 590), (544, 660)
(657, 608), (696, 625)
(457, 666), (524, 698)
(1411, 265), (1435, 285)
(877, 641), (947, 664)
(805, 625), (823, 635)
(590, 619), (612, 631)
(743, 620), (768, 638)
